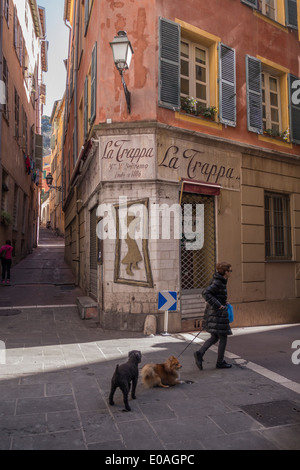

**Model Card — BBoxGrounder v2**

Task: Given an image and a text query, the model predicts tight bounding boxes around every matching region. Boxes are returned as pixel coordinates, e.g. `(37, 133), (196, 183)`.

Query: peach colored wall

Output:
(64, 0), (300, 176)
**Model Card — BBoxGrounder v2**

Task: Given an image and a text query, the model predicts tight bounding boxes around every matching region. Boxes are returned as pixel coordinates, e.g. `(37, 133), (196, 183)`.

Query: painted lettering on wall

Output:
(101, 136), (155, 180)
(158, 145), (240, 185)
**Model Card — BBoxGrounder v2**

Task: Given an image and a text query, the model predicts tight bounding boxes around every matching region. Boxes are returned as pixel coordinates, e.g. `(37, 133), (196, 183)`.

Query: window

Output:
(246, 55), (296, 140)
(84, 42), (97, 139)
(265, 192), (292, 259)
(84, 0), (94, 35)
(14, 88), (20, 140)
(4, 0), (9, 25)
(22, 193), (28, 234)
(241, 0), (299, 30)
(258, 0), (276, 20)
(180, 40), (209, 108)
(78, 96), (84, 149)
(22, 106), (28, 153)
(13, 184), (19, 231)
(2, 57), (9, 121)
(262, 71), (281, 134)
(159, 18), (236, 126)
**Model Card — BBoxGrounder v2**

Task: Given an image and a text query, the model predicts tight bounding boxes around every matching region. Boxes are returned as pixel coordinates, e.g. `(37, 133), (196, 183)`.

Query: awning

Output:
(179, 178), (221, 203)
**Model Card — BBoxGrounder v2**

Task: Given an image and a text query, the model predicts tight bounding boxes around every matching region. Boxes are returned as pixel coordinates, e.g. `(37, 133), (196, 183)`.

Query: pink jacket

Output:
(0, 244), (13, 260)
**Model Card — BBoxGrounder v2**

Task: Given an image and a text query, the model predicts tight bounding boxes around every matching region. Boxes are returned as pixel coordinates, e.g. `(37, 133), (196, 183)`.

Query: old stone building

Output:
(62, 0), (300, 331)
(0, 0), (47, 261)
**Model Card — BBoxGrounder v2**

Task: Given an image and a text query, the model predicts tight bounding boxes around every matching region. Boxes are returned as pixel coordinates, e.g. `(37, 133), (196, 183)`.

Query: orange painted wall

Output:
(64, 0), (300, 186)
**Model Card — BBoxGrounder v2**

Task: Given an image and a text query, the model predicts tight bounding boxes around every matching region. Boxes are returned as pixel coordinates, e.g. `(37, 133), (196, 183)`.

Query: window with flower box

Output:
(246, 55), (300, 143)
(180, 40), (209, 109)
(159, 18), (236, 127)
(262, 71), (281, 135)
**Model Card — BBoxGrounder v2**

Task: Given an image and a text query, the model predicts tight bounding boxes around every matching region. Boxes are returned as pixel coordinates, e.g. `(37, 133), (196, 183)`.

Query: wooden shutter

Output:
(246, 55), (263, 133)
(285, 0), (298, 28)
(84, 0), (89, 35)
(158, 17), (181, 110)
(14, 7), (18, 49)
(240, 0), (258, 7)
(288, 74), (300, 144)
(90, 42), (97, 124)
(219, 44), (236, 127)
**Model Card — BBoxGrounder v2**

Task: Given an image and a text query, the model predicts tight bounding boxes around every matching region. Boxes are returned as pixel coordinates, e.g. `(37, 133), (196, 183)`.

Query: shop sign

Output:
(158, 138), (241, 190)
(101, 134), (155, 181)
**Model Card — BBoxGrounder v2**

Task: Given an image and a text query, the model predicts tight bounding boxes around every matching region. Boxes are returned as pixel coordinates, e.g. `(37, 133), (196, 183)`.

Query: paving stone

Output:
(16, 395), (76, 415)
(11, 430), (86, 450)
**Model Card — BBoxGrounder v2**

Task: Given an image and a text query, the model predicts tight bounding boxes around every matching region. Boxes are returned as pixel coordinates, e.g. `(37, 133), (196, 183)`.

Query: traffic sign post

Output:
(158, 291), (177, 335)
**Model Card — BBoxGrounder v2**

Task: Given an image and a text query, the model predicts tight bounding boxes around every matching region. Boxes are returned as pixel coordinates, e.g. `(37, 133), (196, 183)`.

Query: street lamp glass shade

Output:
(46, 173), (53, 186)
(110, 31), (133, 72)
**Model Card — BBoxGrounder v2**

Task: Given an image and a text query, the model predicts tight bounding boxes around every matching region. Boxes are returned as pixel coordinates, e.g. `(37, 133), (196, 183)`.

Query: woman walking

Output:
(194, 262), (232, 370)
(0, 240), (13, 285)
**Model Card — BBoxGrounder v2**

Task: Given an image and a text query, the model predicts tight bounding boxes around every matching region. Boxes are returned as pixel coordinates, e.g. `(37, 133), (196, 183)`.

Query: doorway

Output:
(180, 192), (216, 326)
(89, 206), (98, 300)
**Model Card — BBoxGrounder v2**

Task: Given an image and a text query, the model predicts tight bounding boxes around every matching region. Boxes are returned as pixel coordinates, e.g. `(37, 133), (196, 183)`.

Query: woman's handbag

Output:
(227, 304), (234, 323)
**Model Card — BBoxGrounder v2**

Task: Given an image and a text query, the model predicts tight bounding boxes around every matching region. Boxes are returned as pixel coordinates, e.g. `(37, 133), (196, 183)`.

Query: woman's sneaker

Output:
(216, 360), (232, 369)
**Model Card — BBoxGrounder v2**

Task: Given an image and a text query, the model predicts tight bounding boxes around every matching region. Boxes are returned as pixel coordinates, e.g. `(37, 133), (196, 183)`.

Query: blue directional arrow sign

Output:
(158, 291), (177, 311)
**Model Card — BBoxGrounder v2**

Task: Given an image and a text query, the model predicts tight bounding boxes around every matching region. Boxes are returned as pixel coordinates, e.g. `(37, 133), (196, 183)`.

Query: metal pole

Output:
(161, 310), (171, 336)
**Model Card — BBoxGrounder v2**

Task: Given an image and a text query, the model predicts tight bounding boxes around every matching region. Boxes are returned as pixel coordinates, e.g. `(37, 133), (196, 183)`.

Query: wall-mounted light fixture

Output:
(110, 31), (134, 114)
(46, 172), (62, 192)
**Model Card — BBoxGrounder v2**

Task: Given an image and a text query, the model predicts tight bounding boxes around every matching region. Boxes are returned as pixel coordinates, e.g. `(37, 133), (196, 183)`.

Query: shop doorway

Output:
(180, 192), (216, 327)
(89, 206), (98, 300)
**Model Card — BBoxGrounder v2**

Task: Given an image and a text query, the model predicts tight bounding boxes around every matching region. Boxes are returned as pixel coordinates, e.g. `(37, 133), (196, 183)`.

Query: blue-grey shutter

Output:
(84, 0), (89, 35)
(219, 44), (236, 127)
(84, 76), (88, 139)
(13, 7), (17, 49)
(159, 17), (181, 110)
(285, 0), (298, 28)
(90, 42), (97, 124)
(246, 55), (263, 133)
(288, 74), (300, 144)
(240, 0), (258, 8)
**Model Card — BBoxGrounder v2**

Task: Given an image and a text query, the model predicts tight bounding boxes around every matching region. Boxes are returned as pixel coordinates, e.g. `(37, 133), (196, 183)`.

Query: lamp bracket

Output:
(120, 70), (131, 114)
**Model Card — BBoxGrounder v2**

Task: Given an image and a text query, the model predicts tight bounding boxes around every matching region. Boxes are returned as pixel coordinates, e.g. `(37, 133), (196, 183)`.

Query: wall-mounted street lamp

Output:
(46, 173), (62, 192)
(110, 31), (134, 114)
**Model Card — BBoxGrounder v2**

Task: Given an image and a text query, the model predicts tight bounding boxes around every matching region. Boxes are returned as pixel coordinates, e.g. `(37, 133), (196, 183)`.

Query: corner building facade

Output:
(62, 0), (300, 332)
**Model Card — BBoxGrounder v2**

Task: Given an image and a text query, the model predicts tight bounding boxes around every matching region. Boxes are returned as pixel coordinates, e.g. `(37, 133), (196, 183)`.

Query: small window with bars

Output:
(265, 192), (292, 260)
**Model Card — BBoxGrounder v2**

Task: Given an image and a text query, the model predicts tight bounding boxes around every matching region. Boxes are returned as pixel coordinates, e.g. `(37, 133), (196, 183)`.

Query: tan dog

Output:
(141, 356), (183, 388)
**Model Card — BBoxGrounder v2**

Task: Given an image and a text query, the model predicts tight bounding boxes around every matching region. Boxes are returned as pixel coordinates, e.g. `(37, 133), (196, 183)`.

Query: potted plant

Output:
(180, 96), (217, 121)
(196, 103), (217, 120)
(180, 96), (198, 114)
(0, 211), (13, 226)
(263, 128), (290, 142)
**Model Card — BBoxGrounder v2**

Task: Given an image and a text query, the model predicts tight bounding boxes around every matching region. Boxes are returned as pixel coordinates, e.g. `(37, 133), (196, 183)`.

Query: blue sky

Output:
(37, 0), (69, 117)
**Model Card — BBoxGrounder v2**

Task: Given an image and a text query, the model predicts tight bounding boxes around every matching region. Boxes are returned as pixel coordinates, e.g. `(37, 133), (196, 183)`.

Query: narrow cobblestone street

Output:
(0, 229), (299, 450)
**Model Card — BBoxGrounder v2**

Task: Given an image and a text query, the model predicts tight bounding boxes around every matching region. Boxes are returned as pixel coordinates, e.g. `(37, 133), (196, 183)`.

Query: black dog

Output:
(109, 350), (142, 411)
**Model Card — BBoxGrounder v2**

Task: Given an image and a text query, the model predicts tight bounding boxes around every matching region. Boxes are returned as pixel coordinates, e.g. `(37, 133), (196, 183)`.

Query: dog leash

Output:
(177, 322), (204, 359)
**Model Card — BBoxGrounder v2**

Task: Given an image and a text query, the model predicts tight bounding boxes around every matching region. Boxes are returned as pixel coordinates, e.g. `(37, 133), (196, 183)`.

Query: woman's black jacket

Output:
(202, 272), (232, 336)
